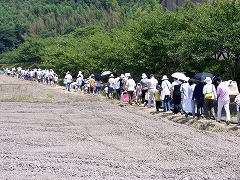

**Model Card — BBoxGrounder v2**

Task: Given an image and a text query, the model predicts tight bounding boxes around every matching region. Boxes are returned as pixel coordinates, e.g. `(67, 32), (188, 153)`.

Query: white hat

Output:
(204, 77), (212, 84)
(66, 71), (70, 74)
(161, 75), (168, 80)
(109, 74), (114, 78)
(120, 74), (125, 78)
(142, 73), (147, 78)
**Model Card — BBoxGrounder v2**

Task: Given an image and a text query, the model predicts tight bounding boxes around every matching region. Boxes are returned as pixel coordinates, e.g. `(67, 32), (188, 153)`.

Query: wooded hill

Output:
(0, 0), (240, 83)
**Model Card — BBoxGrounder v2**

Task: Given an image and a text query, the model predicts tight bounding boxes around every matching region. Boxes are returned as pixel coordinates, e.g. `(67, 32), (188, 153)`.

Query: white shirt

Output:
(65, 74), (72, 83)
(126, 79), (136, 91)
(148, 77), (158, 90)
(161, 80), (171, 95)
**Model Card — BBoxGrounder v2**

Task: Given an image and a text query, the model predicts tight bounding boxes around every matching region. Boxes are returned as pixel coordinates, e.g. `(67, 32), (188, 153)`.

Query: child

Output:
(154, 85), (161, 112)
(234, 94), (240, 126)
(104, 84), (109, 98)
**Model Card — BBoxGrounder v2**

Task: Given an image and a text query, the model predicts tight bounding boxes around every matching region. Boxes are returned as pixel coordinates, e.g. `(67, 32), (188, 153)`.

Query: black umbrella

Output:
(193, 72), (215, 82)
(94, 73), (101, 81)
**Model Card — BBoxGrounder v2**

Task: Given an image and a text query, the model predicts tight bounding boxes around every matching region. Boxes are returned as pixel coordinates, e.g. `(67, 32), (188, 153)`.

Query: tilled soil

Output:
(0, 75), (240, 180)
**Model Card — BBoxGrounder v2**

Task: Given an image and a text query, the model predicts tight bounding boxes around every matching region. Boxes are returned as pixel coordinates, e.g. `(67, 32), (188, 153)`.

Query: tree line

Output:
(0, 0), (240, 83)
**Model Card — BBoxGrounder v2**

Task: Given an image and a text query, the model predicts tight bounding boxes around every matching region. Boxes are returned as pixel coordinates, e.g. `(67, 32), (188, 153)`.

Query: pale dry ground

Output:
(0, 75), (240, 180)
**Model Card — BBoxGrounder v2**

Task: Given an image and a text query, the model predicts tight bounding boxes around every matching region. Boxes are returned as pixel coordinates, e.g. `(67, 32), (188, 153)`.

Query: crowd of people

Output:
(3, 67), (240, 126)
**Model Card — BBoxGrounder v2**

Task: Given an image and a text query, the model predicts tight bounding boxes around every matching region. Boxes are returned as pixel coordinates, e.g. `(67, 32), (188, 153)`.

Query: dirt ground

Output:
(0, 75), (239, 180)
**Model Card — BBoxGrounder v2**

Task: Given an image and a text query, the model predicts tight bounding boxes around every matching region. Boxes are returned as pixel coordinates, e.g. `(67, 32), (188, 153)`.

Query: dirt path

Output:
(0, 75), (239, 179)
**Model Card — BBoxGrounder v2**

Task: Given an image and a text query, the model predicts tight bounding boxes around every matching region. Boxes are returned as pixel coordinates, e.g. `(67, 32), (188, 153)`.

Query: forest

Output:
(0, 0), (240, 83)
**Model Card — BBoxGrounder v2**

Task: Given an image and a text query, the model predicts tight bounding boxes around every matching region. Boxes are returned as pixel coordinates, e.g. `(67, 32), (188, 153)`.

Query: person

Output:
(104, 84), (109, 98)
(76, 75), (84, 92)
(140, 73), (149, 105)
(64, 71), (72, 92)
(95, 79), (101, 94)
(234, 93), (240, 126)
(161, 75), (171, 112)
(203, 77), (217, 120)
(216, 77), (231, 124)
(89, 75), (95, 94)
(154, 85), (161, 112)
(171, 77), (182, 114)
(135, 83), (142, 105)
(126, 76), (136, 105)
(180, 77), (192, 117)
(192, 81), (204, 119)
(189, 78), (196, 118)
(114, 76), (121, 100)
(147, 74), (158, 108)
(108, 74), (115, 99)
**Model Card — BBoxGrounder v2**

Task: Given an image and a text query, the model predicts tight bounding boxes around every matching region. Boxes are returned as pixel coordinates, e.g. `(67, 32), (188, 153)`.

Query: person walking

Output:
(89, 75), (95, 94)
(161, 75), (171, 112)
(126, 76), (136, 105)
(234, 93), (240, 126)
(180, 77), (192, 117)
(140, 73), (149, 105)
(108, 74), (115, 99)
(216, 77), (231, 124)
(64, 71), (72, 92)
(193, 81), (204, 119)
(154, 85), (161, 112)
(203, 77), (217, 120)
(147, 74), (158, 108)
(171, 78), (182, 114)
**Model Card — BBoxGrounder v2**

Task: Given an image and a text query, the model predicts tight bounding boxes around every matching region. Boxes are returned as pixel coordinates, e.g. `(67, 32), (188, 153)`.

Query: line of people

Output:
(4, 67), (240, 126)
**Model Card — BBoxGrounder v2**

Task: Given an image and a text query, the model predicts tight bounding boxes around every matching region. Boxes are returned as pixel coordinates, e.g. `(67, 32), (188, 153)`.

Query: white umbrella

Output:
(171, 72), (186, 80)
(101, 70), (112, 76)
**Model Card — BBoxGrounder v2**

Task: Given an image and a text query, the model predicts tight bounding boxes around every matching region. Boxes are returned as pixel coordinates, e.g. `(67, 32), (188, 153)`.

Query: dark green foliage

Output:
(0, 0), (240, 83)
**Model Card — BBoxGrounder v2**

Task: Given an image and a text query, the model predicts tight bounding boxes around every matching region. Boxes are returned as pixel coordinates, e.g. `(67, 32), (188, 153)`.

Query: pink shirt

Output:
(217, 81), (230, 102)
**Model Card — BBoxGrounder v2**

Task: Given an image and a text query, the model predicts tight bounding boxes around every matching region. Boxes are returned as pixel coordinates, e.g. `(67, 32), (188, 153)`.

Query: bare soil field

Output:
(0, 75), (239, 180)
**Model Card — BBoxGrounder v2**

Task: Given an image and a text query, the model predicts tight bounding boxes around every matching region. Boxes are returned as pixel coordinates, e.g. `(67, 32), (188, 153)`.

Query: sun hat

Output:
(109, 74), (114, 78)
(204, 77), (212, 84)
(66, 71), (70, 74)
(161, 75), (168, 80)
(120, 74), (125, 78)
(142, 73), (147, 79)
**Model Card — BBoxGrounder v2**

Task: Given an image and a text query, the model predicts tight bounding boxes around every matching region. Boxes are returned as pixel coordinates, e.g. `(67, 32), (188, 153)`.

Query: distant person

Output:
(234, 93), (240, 126)
(154, 85), (161, 112)
(89, 75), (95, 94)
(64, 71), (72, 92)
(171, 77), (182, 114)
(161, 75), (171, 112)
(216, 77), (230, 124)
(180, 77), (192, 117)
(193, 81), (204, 119)
(108, 74), (115, 99)
(126, 76), (136, 105)
(203, 77), (217, 120)
(147, 74), (158, 108)
(140, 73), (149, 105)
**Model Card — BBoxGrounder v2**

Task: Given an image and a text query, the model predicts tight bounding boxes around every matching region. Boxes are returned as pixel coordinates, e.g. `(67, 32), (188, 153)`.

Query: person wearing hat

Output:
(126, 76), (136, 105)
(161, 75), (172, 112)
(216, 77), (231, 124)
(180, 76), (192, 117)
(203, 77), (217, 120)
(147, 74), (158, 108)
(108, 74), (115, 99)
(64, 71), (72, 92)
(140, 73), (149, 105)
